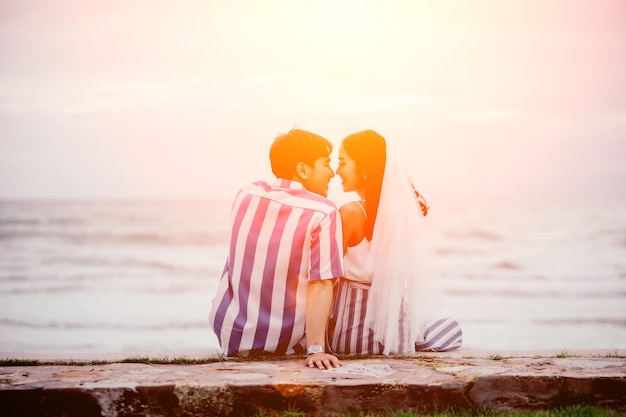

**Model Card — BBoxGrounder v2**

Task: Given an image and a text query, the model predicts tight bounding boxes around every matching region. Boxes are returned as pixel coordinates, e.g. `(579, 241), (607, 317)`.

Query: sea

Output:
(1, 197), (625, 355)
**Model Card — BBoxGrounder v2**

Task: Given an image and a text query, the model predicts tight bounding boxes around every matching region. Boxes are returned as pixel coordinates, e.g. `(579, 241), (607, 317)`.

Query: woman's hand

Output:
(305, 352), (342, 370)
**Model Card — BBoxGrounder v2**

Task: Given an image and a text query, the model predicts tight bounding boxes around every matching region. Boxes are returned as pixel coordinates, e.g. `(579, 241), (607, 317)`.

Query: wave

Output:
(441, 229), (503, 241)
(444, 288), (626, 298)
(491, 261), (521, 270)
(0, 284), (87, 295)
(0, 263), (220, 285)
(435, 247), (483, 256)
(0, 318), (207, 331)
(459, 317), (626, 327)
(0, 218), (87, 226)
(0, 230), (230, 247)
(39, 257), (219, 275)
(533, 318), (626, 327)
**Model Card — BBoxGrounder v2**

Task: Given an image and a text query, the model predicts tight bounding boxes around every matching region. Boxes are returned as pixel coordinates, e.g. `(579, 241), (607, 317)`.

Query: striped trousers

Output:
(329, 278), (462, 354)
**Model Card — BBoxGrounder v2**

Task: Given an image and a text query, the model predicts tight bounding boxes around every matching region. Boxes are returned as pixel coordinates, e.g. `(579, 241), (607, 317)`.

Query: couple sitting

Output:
(208, 128), (462, 370)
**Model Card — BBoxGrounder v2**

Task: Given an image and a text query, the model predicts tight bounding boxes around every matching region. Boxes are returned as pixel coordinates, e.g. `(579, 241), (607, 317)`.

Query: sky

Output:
(1, 0), (625, 202)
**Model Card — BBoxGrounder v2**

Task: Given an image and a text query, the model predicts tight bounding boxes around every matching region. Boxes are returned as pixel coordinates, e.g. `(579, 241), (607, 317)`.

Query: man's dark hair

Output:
(270, 129), (333, 179)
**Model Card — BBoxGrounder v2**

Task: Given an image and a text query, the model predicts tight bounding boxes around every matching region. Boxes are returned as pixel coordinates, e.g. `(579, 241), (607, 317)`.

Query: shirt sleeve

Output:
(308, 209), (344, 281)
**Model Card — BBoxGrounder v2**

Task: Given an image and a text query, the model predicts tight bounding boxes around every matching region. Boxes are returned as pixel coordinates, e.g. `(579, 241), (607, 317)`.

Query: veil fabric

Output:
(363, 150), (443, 354)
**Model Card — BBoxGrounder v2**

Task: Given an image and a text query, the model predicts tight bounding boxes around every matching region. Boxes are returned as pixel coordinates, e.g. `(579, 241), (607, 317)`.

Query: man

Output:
(209, 129), (343, 369)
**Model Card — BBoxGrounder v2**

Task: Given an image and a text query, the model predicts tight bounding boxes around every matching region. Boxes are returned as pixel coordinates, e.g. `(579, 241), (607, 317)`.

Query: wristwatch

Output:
(307, 344), (324, 355)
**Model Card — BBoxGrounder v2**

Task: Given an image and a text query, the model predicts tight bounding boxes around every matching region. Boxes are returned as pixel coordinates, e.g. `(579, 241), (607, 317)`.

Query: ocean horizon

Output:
(1, 196), (625, 355)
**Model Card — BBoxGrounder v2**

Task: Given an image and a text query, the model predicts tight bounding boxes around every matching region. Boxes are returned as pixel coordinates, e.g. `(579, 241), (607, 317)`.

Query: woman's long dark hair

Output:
(341, 130), (386, 241)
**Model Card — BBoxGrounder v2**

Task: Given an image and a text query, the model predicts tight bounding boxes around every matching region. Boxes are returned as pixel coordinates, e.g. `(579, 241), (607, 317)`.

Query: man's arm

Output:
(305, 279), (341, 369)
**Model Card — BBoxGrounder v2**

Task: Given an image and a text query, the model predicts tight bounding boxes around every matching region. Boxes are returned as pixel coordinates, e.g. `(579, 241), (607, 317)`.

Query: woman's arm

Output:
(339, 201), (367, 254)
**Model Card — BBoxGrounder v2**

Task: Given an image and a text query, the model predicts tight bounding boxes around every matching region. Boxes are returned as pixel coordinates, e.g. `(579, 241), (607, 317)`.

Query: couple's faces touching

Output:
(301, 145), (362, 198)
(337, 145), (364, 195)
(299, 156), (334, 197)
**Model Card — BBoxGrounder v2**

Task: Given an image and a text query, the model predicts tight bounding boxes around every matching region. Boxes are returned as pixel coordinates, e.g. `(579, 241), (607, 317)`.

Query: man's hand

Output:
(305, 280), (340, 370)
(305, 352), (341, 369)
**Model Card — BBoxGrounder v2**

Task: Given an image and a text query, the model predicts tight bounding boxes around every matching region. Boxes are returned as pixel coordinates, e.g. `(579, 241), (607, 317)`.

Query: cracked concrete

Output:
(0, 350), (625, 416)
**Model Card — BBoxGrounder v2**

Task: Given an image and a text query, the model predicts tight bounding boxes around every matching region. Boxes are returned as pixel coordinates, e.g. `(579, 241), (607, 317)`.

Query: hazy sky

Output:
(1, 0), (625, 201)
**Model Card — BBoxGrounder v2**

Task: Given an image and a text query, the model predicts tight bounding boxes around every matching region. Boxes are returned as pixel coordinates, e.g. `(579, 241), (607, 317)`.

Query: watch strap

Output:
(306, 344), (325, 355)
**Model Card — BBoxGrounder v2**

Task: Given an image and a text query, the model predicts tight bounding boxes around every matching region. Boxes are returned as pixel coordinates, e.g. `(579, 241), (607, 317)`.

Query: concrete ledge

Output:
(1, 351), (625, 416)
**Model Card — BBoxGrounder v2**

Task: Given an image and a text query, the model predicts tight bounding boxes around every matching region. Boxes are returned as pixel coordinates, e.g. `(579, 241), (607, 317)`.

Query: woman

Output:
(330, 130), (462, 355)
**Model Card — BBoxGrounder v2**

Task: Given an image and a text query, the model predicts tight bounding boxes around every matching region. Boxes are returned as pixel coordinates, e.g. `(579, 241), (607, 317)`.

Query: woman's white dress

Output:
(329, 154), (463, 355)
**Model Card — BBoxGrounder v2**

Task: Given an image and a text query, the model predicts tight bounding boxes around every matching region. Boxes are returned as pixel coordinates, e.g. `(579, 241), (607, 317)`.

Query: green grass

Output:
(0, 356), (227, 367)
(0, 349), (624, 366)
(487, 353), (504, 361)
(604, 349), (624, 358)
(556, 349), (581, 358)
(0, 358), (41, 366)
(254, 405), (625, 417)
(0, 352), (410, 366)
(118, 355), (226, 365)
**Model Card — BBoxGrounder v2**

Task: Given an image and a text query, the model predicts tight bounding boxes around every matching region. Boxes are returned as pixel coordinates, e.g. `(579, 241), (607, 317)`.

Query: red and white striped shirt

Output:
(209, 179), (343, 356)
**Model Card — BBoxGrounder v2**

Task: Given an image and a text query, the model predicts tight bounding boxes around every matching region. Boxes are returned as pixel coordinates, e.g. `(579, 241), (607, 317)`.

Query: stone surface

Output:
(0, 351), (625, 416)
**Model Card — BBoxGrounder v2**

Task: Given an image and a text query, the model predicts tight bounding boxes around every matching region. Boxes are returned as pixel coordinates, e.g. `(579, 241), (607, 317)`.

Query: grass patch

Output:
(556, 349), (580, 358)
(604, 349), (624, 358)
(255, 405), (306, 417)
(55, 360), (111, 366)
(0, 355), (228, 367)
(0, 358), (113, 367)
(0, 358), (41, 366)
(118, 355), (226, 365)
(0, 353), (459, 367)
(252, 405), (625, 416)
(1, 350), (624, 367)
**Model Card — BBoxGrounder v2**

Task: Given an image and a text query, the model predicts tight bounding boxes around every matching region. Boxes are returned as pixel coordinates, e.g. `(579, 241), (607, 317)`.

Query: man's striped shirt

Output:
(209, 179), (343, 356)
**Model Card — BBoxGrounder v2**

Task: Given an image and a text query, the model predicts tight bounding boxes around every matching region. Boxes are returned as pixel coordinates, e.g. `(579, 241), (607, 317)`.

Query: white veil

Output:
(363, 149), (443, 354)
